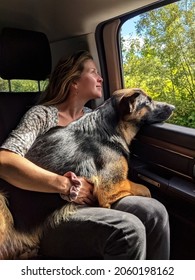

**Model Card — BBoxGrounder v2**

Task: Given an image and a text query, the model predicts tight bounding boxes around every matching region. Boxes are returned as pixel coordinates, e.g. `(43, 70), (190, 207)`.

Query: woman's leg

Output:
(39, 206), (146, 259)
(112, 196), (170, 259)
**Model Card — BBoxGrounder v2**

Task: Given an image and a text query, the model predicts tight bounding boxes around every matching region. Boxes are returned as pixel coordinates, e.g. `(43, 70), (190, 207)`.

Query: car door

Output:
(96, 0), (195, 260)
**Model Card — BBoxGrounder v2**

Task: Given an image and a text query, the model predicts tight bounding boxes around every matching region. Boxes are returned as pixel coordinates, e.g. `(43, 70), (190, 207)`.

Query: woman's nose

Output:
(98, 74), (103, 83)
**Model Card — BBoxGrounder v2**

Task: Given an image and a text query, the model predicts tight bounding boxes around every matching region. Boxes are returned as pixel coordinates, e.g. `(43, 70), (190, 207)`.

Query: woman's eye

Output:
(91, 69), (98, 74)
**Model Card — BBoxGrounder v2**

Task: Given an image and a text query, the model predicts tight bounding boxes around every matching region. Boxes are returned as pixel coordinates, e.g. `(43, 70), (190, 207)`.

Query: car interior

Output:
(0, 0), (194, 260)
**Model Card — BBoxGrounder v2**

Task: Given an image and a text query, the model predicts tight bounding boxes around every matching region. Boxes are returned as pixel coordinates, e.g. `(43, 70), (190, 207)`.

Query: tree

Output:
(121, 0), (195, 128)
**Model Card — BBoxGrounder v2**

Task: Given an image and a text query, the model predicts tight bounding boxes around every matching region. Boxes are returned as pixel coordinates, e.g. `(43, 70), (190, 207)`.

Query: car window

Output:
(120, 0), (195, 128)
(0, 78), (48, 92)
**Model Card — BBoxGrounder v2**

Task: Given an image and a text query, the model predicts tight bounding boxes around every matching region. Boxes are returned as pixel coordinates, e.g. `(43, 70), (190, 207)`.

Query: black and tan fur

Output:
(0, 88), (174, 259)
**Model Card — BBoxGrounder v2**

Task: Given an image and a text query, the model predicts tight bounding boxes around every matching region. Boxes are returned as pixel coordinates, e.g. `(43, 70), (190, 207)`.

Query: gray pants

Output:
(40, 196), (170, 260)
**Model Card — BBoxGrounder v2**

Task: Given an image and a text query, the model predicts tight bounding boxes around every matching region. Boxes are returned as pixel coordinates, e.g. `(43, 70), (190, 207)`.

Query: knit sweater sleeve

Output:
(0, 105), (58, 156)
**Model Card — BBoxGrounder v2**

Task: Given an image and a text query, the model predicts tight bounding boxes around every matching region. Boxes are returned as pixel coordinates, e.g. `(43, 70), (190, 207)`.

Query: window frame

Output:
(96, 0), (195, 259)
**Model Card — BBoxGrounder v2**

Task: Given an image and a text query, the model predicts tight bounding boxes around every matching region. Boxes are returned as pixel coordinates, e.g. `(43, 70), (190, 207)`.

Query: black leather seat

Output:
(0, 28), (55, 255)
(0, 27), (51, 145)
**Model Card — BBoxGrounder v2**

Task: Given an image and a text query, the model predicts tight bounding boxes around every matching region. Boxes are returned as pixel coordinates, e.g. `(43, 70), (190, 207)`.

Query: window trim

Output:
(96, 0), (181, 98)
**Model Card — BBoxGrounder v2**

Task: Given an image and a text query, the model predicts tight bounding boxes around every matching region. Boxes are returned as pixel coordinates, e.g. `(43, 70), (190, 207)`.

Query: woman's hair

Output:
(39, 50), (93, 106)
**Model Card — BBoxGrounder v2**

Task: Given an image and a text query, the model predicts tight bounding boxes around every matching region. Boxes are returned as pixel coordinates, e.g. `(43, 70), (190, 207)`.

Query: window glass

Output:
(120, 0), (195, 128)
(0, 78), (48, 92)
(0, 78), (9, 91)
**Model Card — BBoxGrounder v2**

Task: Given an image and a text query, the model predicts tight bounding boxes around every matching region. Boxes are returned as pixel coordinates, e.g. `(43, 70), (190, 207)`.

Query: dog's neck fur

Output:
(67, 96), (138, 153)
(69, 97), (120, 136)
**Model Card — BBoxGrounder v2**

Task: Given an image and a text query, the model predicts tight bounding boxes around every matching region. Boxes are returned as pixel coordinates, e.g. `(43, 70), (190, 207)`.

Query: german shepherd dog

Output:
(0, 88), (174, 259)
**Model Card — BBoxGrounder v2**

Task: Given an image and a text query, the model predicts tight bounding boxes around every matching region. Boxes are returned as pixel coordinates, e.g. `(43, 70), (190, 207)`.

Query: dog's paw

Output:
(130, 182), (151, 197)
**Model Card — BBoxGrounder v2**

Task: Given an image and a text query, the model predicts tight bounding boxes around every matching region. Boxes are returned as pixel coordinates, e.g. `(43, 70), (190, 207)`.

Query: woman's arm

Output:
(0, 106), (95, 204)
(0, 149), (71, 194)
(0, 106), (68, 193)
(0, 150), (95, 204)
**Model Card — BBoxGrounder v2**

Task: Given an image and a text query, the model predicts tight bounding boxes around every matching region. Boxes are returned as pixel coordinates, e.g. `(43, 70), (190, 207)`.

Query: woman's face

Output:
(76, 59), (103, 100)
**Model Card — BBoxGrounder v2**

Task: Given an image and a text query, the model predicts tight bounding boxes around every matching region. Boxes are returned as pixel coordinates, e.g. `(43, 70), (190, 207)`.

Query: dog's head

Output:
(113, 88), (175, 126)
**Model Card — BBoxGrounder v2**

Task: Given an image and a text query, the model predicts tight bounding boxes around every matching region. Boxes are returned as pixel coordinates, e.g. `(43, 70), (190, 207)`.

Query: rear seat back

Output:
(0, 92), (41, 144)
(0, 27), (52, 145)
(0, 28), (55, 232)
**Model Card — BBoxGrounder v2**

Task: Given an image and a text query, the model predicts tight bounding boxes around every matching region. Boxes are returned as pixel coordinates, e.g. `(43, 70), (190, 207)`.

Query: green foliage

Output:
(11, 80), (39, 92)
(0, 78), (8, 91)
(121, 0), (195, 128)
(0, 78), (48, 92)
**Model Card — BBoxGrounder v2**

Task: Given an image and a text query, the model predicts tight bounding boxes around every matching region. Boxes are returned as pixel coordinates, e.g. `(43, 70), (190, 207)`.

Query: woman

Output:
(0, 50), (170, 259)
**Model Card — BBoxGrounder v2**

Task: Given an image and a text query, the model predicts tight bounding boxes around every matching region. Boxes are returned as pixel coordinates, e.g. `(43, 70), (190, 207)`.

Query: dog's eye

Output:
(145, 98), (152, 106)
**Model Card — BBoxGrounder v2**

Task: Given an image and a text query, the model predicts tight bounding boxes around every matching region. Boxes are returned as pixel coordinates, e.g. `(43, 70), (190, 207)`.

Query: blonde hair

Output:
(39, 50), (93, 106)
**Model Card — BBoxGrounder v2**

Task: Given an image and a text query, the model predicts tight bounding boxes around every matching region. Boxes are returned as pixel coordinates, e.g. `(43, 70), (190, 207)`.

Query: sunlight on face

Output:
(77, 59), (103, 100)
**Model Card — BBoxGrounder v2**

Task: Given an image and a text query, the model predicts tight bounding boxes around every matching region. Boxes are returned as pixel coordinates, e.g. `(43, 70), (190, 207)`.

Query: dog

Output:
(0, 88), (175, 259)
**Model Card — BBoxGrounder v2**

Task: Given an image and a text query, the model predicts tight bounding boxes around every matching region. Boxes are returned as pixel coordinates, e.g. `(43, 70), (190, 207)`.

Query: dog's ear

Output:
(118, 91), (140, 116)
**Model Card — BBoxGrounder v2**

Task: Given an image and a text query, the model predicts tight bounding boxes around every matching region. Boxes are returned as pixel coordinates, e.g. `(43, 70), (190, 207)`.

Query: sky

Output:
(120, 16), (139, 37)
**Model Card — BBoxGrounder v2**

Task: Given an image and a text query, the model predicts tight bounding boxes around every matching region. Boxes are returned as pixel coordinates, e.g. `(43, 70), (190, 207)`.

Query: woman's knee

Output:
(112, 196), (169, 230)
(112, 196), (170, 259)
(106, 212), (146, 259)
(76, 207), (147, 259)
(148, 198), (169, 227)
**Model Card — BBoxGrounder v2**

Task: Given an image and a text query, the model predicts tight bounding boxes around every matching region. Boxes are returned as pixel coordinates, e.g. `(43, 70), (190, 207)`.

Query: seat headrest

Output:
(0, 27), (51, 80)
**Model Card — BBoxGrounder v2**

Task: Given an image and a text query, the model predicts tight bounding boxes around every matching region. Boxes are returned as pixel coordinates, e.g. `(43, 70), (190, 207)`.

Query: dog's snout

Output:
(158, 102), (175, 111)
(169, 104), (175, 111)
(145, 101), (175, 124)
(165, 103), (175, 114)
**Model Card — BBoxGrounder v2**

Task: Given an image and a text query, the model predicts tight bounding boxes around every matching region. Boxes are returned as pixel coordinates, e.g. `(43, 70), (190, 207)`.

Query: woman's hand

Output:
(61, 172), (96, 206)
(75, 176), (96, 205)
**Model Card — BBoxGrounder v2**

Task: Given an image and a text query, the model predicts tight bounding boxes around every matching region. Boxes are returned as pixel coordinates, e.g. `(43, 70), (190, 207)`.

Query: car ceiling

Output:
(0, 0), (159, 42)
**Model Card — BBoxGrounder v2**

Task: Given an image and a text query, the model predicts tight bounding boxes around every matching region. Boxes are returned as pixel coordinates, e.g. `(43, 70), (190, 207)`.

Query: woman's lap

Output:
(112, 196), (170, 259)
(39, 196), (169, 259)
